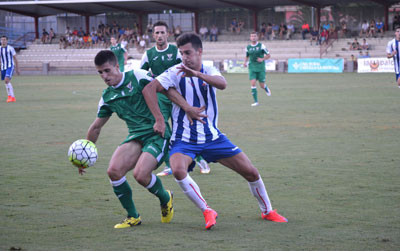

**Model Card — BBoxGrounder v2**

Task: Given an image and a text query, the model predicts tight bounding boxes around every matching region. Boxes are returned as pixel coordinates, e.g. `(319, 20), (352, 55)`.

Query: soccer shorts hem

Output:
(169, 134), (242, 164)
(1, 66), (14, 81)
(249, 70), (266, 82)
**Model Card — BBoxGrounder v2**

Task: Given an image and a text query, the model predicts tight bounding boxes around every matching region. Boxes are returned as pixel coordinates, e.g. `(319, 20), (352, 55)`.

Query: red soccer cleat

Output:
(203, 209), (218, 230)
(262, 209), (288, 222)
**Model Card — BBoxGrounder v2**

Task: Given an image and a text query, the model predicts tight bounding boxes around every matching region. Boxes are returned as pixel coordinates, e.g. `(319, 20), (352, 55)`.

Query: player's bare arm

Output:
(165, 88), (207, 125)
(388, 50), (397, 58)
(243, 56), (249, 67)
(86, 117), (110, 143)
(177, 64), (227, 90)
(13, 55), (19, 75)
(142, 79), (166, 137)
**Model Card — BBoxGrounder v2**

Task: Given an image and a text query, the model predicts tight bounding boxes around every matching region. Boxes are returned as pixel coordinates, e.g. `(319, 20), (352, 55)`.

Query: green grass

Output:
(1, 73), (399, 250)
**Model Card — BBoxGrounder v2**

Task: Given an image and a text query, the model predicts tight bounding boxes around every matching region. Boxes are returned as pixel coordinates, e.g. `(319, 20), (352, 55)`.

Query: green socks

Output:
(251, 87), (258, 103)
(146, 174), (170, 206)
(112, 177), (139, 218)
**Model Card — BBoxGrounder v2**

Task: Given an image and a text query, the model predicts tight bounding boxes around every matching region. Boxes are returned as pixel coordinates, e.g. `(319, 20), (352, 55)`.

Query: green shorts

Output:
(122, 132), (169, 168)
(249, 70), (266, 82)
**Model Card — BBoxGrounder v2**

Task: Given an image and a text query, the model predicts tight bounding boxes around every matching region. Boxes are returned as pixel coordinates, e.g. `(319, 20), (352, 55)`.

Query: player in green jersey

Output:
(141, 21), (210, 176)
(110, 36), (127, 72)
(243, 31), (271, 107)
(81, 50), (179, 229)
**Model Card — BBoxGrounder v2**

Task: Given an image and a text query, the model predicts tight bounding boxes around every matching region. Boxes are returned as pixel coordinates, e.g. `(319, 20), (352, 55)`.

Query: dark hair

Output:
(176, 32), (202, 50)
(94, 50), (117, 66)
(1, 35), (7, 40)
(153, 21), (168, 30)
(250, 31), (258, 35)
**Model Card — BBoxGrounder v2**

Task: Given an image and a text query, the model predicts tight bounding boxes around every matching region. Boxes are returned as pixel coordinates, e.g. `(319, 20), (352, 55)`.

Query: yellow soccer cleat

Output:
(114, 216), (142, 229)
(161, 190), (174, 223)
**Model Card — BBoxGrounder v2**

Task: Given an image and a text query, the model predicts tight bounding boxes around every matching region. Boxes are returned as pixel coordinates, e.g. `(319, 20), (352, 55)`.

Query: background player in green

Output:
(141, 21), (210, 176)
(243, 31), (271, 107)
(110, 36), (127, 72)
(80, 50), (175, 229)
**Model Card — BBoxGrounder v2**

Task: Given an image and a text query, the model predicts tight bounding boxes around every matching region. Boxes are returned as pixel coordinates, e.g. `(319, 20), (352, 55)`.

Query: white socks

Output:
(248, 176), (272, 214)
(176, 174), (210, 212)
(6, 83), (14, 97)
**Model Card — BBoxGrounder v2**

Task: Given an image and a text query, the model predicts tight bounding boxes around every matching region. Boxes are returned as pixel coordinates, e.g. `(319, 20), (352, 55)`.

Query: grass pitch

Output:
(0, 73), (399, 250)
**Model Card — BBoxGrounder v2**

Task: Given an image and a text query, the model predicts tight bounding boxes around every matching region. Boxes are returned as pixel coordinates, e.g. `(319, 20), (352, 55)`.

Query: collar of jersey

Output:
(112, 72), (125, 89)
(155, 43), (170, 53)
(250, 42), (259, 47)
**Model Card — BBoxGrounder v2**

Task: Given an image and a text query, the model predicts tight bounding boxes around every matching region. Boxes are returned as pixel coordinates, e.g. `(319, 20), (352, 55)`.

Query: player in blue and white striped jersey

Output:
(143, 33), (287, 230)
(386, 27), (400, 88)
(1, 36), (19, 102)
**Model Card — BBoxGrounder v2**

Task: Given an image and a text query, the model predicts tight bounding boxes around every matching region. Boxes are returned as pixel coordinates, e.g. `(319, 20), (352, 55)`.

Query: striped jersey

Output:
(156, 63), (223, 144)
(0, 45), (16, 71)
(386, 38), (400, 74)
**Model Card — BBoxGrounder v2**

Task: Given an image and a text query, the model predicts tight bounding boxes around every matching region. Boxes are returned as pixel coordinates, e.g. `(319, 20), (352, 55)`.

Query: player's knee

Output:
(171, 165), (187, 180)
(243, 166), (260, 182)
(132, 168), (147, 186)
(107, 166), (123, 180)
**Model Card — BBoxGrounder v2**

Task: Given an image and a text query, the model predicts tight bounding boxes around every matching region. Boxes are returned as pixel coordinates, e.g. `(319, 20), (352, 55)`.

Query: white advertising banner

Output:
(357, 57), (395, 73)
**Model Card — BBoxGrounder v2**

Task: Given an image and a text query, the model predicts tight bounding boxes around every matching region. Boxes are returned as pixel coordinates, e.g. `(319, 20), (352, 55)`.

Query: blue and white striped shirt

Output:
(156, 63), (223, 144)
(0, 45), (16, 71)
(387, 38), (400, 74)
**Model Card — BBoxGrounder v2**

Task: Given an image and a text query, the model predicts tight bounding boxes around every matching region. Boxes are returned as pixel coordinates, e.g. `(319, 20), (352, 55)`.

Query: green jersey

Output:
(246, 42), (270, 72)
(140, 44), (182, 118)
(140, 44), (182, 76)
(97, 70), (171, 139)
(110, 43), (127, 72)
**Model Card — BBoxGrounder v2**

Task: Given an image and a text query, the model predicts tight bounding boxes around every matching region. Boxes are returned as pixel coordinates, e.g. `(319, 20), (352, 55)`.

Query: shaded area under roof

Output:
(0, 0), (398, 18)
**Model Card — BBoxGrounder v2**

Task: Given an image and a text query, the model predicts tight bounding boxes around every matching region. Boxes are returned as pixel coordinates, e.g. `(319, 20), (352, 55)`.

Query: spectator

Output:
(272, 23), (279, 40)
(41, 28), (49, 44)
(230, 18), (238, 33)
(59, 36), (67, 49)
(237, 19), (244, 34)
(301, 21), (310, 40)
(351, 54), (357, 71)
(320, 28), (329, 45)
(259, 23), (266, 40)
(286, 23), (295, 40)
(199, 25), (208, 40)
(49, 28), (56, 44)
(266, 23), (273, 40)
(278, 23), (287, 40)
(209, 25), (218, 42)
(359, 20), (369, 37)
(350, 38), (361, 50)
(147, 19), (153, 35)
(77, 27), (84, 38)
(174, 25), (182, 40)
(328, 22), (336, 39)
(361, 38), (369, 50)
(369, 20), (376, 37)
(376, 20), (384, 37)
(65, 26), (71, 36)
(72, 27), (78, 36)
(339, 22), (348, 38)
(310, 27), (319, 45)
(137, 37), (146, 53)
(322, 22), (330, 31)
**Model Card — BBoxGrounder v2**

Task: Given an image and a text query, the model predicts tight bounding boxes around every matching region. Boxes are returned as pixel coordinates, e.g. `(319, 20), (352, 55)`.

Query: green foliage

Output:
(1, 73), (399, 250)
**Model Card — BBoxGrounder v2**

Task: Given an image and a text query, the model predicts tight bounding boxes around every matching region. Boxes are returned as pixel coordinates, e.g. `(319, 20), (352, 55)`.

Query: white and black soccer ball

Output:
(68, 139), (98, 168)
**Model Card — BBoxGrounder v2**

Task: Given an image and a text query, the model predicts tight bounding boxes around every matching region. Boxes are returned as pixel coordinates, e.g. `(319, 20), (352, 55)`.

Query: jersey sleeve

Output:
(261, 44), (270, 55)
(133, 69), (154, 90)
(245, 46), (249, 57)
(387, 40), (394, 54)
(156, 65), (180, 90)
(10, 46), (16, 56)
(97, 97), (112, 118)
(140, 52), (149, 70)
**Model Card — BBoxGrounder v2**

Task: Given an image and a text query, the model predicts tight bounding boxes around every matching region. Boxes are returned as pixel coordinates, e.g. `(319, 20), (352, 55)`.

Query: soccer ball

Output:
(68, 139), (98, 168)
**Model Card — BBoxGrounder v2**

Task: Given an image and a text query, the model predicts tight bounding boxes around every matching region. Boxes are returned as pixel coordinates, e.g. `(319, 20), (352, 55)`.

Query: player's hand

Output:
(243, 63), (247, 68)
(177, 64), (198, 78)
(257, 57), (264, 63)
(16, 69), (20, 75)
(78, 167), (86, 175)
(186, 106), (207, 125)
(393, 50), (397, 56)
(153, 119), (166, 137)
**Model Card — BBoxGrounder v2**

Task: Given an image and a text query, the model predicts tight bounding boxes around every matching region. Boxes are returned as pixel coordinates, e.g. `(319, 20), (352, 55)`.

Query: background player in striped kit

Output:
(0, 36), (19, 102)
(243, 32), (271, 107)
(141, 21), (210, 176)
(386, 27), (400, 88)
(143, 33), (287, 230)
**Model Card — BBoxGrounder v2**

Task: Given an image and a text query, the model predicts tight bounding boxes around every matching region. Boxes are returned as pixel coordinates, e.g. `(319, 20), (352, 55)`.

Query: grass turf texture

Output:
(0, 73), (399, 250)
